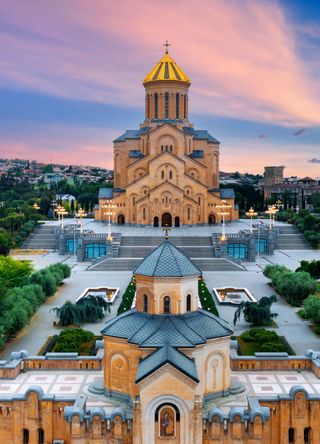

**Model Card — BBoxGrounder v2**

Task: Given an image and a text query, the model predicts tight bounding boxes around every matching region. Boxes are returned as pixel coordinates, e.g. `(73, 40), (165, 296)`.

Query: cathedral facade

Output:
(95, 50), (238, 226)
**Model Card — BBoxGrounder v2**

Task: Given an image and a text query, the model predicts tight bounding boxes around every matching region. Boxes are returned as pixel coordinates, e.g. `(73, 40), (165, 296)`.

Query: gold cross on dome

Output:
(162, 224), (171, 240)
(163, 40), (171, 54)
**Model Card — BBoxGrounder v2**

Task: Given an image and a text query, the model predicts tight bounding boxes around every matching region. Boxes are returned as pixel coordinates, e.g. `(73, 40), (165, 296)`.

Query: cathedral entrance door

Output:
(117, 214), (125, 225)
(154, 217), (159, 227)
(162, 213), (172, 227)
(174, 216), (180, 227)
(208, 214), (216, 225)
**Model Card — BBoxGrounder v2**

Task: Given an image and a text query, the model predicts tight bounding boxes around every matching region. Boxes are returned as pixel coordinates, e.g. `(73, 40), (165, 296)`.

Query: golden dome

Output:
(144, 52), (190, 84)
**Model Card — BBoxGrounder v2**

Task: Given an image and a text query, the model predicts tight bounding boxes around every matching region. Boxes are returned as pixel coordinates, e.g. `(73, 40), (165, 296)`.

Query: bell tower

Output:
(143, 43), (191, 125)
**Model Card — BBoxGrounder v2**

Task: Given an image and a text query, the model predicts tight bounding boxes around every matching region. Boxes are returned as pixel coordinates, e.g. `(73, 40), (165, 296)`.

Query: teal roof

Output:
(101, 309), (233, 383)
(136, 343), (199, 383)
(134, 240), (201, 277)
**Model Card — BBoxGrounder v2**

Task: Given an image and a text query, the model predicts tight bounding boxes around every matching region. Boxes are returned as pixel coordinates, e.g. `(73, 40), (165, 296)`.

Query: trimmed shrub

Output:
(302, 295), (320, 324)
(296, 260), (320, 279)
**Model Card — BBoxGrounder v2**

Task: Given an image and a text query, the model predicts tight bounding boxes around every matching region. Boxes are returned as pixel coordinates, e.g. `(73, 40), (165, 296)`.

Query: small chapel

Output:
(100, 236), (233, 443)
(95, 45), (238, 226)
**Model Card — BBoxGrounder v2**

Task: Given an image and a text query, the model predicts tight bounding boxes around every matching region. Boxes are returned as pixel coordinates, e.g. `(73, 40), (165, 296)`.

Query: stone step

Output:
(120, 236), (212, 247)
(117, 246), (214, 258)
(22, 225), (56, 250)
(89, 257), (243, 272)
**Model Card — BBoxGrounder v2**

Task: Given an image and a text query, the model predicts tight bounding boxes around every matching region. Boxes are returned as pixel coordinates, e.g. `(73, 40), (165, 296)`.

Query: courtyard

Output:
(4, 221), (320, 359)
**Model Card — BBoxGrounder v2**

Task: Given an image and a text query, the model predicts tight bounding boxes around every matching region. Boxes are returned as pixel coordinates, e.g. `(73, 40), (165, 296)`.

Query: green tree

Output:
(53, 301), (83, 326)
(233, 295), (278, 326)
(0, 256), (33, 292)
(302, 296), (320, 324)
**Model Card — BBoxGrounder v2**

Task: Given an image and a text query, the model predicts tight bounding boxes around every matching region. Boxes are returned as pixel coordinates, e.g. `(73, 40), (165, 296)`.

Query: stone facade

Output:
(95, 51), (238, 226)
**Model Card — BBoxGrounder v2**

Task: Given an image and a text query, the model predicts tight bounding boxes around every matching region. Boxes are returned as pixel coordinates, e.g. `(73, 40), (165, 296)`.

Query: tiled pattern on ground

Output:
(231, 371), (320, 396)
(0, 370), (319, 403)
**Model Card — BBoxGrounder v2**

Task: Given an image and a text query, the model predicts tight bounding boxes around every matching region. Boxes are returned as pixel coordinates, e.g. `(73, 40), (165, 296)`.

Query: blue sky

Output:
(0, 0), (319, 176)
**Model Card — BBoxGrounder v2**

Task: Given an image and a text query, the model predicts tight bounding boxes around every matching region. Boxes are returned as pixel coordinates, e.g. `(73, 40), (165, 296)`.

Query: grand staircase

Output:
(89, 236), (245, 272)
(22, 225), (56, 250)
(276, 225), (311, 250)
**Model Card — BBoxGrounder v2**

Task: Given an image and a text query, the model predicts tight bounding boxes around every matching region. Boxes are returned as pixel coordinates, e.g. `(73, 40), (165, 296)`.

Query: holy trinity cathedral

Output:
(95, 46), (238, 226)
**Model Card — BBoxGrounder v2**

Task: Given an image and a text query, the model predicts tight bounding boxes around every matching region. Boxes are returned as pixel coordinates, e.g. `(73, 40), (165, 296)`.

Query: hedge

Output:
(263, 264), (318, 306)
(0, 262), (71, 340)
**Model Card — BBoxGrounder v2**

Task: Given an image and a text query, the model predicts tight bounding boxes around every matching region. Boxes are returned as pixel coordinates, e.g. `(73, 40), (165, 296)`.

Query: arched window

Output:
(161, 170), (164, 179)
(187, 207), (191, 220)
(304, 427), (311, 443)
(186, 294), (191, 312)
(164, 296), (171, 313)
(23, 429), (29, 444)
(161, 145), (164, 152)
(165, 92), (169, 118)
(176, 93), (179, 118)
(289, 428), (295, 444)
(198, 196), (201, 205)
(132, 196), (136, 206)
(169, 171), (173, 179)
(184, 95), (187, 119)
(38, 428), (44, 444)
(143, 295), (148, 313)
(170, 145), (173, 152)
(155, 93), (158, 118)
(143, 207), (146, 220)
(147, 94), (150, 118)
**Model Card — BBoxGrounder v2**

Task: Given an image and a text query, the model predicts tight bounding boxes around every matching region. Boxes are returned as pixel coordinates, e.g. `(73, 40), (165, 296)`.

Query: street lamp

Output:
(216, 199), (232, 241)
(276, 200), (283, 211)
(75, 208), (87, 235)
(265, 205), (278, 229)
(102, 200), (115, 242)
(56, 206), (68, 229)
(33, 203), (40, 211)
(245, 207), (257, 234)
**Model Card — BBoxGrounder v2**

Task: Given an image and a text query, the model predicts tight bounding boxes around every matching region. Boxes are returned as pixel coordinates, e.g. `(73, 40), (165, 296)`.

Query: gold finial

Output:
(162, 224), (171, 240)
(163, 40), (171, 54)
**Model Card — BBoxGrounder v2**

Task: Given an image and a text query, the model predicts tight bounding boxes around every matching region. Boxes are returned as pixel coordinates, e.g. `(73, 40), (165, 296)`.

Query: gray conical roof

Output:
(133, 240), (201, 277)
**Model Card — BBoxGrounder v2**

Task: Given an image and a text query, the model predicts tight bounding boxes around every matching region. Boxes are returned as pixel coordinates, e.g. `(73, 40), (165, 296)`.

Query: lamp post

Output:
(33, 203), (40, 211)
(245, 207), (257, 234)
(276, 200), (283, 211)
(102, 200), (115, 242)
(272, 205), (279, 228)
(75, 208), (87, 235)
(265, 205), (278, 229)
(265, 205), (274, 230)
(216, 199), (232, 241)
(56, 206), (68, 229)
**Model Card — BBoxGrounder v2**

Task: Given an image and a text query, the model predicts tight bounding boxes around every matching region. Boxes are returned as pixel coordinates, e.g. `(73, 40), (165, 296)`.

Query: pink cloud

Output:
(0, 0), (319, 126)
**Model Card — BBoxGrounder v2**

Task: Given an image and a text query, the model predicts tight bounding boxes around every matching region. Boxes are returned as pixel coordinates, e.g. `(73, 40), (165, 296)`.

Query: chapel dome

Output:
(133, 240), (201, 278)
(143, 52), (190, 84)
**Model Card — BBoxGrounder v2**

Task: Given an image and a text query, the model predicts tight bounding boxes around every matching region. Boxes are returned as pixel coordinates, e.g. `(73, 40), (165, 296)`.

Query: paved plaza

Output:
(5, 221), (320, 359)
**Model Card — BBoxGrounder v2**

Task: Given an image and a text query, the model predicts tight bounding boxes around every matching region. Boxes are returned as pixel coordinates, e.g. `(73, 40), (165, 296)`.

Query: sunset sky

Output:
(0, 0), (319, 177)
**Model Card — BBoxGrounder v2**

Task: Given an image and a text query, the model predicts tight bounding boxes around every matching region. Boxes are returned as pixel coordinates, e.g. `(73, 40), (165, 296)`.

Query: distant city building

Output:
(263, 166), (284, 199)
(269, 176), (320, 210)
(55, 193), (76, 203)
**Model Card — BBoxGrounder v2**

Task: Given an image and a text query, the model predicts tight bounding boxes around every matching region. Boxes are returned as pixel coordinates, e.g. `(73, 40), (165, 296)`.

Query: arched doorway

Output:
(154, 216), (159, 227)
(208, 214), (216, 225)
(117, 214), (125, 225)
(162, 213), (172, 227)
(174, 216), (180, 227)
(155, 403), (180, 443)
